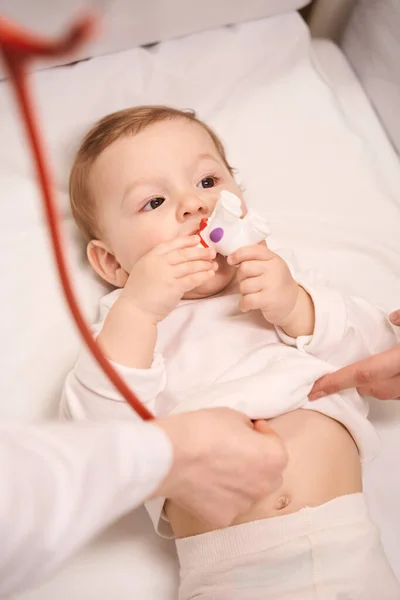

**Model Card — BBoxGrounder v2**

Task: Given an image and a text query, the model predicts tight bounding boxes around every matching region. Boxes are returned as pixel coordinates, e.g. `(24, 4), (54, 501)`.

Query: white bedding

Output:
(311, 36), (400, 584)
(1, 11), (400, 600)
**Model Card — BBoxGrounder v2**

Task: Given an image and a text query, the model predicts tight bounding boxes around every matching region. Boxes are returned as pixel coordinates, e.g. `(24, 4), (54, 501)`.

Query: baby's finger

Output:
(155, 235), (202, 256)
(228, 244), (275, 267)
(169, 245), (216, 266)
(239, 275), (263, 296)
(175, 260), (218, 278)
(239, 292), (264, 313)
(236, 260), (265, 282)
(181, 268), (215, 292)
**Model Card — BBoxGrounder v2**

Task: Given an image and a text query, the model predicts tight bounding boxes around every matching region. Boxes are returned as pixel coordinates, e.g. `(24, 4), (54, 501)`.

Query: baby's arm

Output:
(229, 241), (397, 366)
(278, 279), (398, 369)
(61, 236), (216, 422)
(97, 297), (157, 368)
(275, 285), (315, 339)
(60, 303), (166, 422)
(228, 243), (315, 338)
(232, 242), (398, 368)
(61, 293), (164, 422)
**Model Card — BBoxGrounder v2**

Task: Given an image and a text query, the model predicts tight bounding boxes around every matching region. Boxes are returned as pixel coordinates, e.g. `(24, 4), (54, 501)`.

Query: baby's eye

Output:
(198, 176), (219, 189)
(142, 197), (165, 211)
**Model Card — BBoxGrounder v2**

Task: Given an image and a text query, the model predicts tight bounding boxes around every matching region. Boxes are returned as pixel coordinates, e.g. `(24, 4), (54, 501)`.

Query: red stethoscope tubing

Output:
(0, 13), (153, 421)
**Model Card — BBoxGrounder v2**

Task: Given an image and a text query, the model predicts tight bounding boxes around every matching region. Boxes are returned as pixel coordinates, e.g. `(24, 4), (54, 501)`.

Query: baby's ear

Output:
(87, 240), (128, 287)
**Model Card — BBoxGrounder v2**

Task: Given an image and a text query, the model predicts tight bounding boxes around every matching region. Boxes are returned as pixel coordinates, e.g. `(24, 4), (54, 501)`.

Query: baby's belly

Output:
(165, 409), (362, 538)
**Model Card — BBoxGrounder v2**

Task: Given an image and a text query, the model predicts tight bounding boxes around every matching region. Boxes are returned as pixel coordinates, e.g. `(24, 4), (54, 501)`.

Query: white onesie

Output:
(61, 262), (397, 537)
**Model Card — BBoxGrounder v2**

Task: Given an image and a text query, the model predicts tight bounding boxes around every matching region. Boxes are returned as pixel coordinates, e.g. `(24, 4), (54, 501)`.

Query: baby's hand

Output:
(227, 242), (299, 326)
(121, 236), (217, 323)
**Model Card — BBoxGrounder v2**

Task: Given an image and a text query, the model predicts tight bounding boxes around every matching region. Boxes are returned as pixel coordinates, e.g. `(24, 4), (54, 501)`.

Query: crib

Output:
(1, 1), (399, 598)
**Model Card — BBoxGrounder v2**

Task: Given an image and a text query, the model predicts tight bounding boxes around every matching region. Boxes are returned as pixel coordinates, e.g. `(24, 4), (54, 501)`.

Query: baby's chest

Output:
(157, 296), (280, 392)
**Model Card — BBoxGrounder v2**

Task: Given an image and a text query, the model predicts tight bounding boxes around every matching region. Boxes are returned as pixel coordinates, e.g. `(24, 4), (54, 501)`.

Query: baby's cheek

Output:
(134, 226), (177, 263)
(146, 227), (178, 251)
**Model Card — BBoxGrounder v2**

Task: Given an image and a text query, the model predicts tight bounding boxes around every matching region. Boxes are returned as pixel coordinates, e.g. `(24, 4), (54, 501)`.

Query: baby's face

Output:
(89, 118), (246, 298)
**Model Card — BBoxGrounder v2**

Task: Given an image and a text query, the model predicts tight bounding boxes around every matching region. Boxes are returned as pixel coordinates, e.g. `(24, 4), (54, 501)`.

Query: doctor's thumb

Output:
(389, 309), (400, 327)
(252, 419), (275, 434)
(252, 419), (288, 475)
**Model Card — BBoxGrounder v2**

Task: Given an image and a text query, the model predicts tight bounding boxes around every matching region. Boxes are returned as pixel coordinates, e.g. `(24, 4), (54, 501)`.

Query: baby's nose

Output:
(179, 195), (208, 218)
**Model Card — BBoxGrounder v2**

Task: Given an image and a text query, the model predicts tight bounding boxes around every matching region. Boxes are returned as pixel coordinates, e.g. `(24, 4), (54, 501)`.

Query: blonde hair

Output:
(69, 105), (233, 241)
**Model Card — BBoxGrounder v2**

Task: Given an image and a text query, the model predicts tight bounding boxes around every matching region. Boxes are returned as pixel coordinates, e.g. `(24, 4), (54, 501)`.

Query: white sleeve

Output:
(277, 280), (398, 368)
(0, 419), (172, 598)
(60, 323), (167, 422)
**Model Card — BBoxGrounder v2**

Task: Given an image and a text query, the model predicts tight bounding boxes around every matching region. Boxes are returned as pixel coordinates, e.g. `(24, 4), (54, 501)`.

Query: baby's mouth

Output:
(191, 217), (208, 237)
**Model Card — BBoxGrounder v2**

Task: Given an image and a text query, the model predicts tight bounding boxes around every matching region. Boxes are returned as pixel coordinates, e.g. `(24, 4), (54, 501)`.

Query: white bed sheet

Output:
(1, 11), (400, 600)
(311, 36), (400, 582)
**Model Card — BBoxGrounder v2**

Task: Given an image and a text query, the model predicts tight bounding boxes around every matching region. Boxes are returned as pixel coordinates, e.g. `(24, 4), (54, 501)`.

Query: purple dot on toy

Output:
(209, 227), (224, 243)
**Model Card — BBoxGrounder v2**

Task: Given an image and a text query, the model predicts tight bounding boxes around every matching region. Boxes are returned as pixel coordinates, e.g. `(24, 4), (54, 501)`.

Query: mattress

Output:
(0, 11), (399, 600)
(311, 37), (400, 583)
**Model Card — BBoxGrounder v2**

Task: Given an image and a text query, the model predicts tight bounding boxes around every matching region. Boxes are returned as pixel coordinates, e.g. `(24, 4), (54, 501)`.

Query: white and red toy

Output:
(198, 190), (271, 256)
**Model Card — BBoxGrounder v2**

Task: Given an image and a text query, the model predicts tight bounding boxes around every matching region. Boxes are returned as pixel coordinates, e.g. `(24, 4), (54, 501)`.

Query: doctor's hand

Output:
(154, 408), (287, 529)
(309, 310), (400, 401)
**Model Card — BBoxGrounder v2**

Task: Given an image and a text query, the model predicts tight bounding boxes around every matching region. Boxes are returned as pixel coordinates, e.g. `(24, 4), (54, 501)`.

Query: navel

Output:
(276, 494), (291, 510)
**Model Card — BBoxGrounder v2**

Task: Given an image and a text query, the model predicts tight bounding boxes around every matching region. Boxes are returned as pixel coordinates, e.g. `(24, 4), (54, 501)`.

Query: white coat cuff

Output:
(121, 421), (173, 501)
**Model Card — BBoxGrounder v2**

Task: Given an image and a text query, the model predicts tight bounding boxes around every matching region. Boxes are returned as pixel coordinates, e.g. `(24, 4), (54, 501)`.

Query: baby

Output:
(61, 106), (400, 599)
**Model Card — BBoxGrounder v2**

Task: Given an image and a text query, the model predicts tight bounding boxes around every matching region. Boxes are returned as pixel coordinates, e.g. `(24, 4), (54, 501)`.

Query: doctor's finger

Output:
(358, 374), (400, 401)
(389, 309), (400, 327)
(309, 345), (400, 399)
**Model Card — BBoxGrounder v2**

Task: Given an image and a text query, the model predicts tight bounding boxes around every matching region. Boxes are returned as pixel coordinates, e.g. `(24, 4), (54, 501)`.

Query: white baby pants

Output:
(176, 493), (400, 600)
